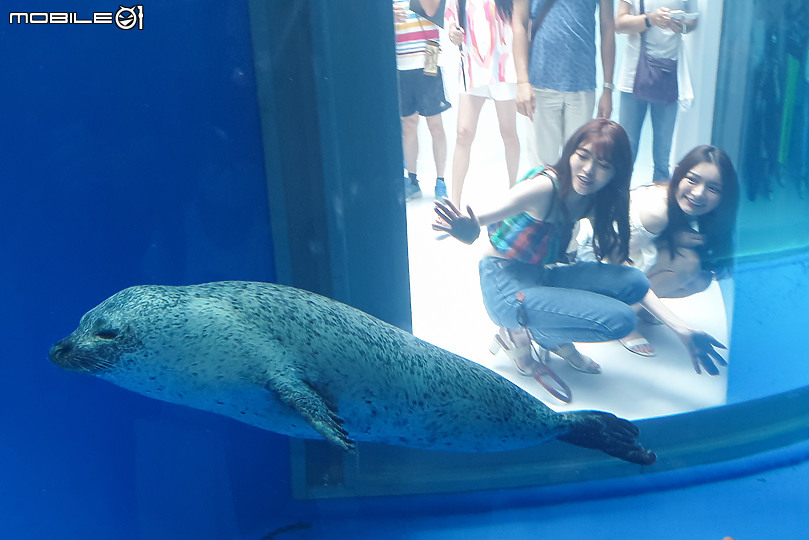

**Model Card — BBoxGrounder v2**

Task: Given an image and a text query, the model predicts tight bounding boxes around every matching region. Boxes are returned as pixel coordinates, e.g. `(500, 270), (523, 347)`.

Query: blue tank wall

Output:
(0, 3), (288, 539)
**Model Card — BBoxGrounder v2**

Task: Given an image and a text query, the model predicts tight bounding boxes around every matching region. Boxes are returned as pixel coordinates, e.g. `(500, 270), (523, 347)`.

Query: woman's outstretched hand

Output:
(678, 329), (728, 375)
(433, 198), (481, 244)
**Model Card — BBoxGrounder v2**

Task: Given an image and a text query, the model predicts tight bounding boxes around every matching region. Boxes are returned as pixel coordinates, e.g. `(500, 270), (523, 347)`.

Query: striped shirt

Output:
(488, 167), (563, 265)
(394, 0), (441, 71)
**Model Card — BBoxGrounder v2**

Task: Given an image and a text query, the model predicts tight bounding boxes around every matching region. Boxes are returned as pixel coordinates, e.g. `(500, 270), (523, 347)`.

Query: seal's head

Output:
(49, 289), (145, 373)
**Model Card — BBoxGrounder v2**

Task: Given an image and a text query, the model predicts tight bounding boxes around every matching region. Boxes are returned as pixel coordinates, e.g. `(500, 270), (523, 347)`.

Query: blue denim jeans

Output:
(479, 257), (649, 349)
(619, 91), (679, 182)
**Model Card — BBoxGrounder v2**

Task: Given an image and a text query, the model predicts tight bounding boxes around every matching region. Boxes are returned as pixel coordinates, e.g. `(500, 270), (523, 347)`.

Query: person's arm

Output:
(639, 289), (727, 375)
(614, 1), (637, 34)
(446, 0), (464, 47)
(597, 0), (616, 119)
(512, 0), (535, 120)
(635, 185), (669, 235)
(615, 0), (673, 34)
(475, 174), (557, 225)
(433, 173), (558, 243)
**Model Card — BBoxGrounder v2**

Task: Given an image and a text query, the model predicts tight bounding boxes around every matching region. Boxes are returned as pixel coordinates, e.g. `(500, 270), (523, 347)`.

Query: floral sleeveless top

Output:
(488, 166), (564, 265)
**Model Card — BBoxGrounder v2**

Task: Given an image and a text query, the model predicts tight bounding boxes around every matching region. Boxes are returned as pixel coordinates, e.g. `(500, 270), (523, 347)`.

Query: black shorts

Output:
(397, 67), (452, 118)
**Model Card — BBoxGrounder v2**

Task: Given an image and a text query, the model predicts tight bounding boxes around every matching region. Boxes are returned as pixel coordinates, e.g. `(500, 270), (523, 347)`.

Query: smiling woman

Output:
(676, 161), (724, 216)
(575, 145), (738, 369)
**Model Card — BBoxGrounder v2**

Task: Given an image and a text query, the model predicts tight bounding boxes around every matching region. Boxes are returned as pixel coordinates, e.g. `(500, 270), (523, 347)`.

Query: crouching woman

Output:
(434, 119), (648, 376)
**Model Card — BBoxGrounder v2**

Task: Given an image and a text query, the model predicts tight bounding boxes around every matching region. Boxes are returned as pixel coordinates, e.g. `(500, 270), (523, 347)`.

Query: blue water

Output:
(2, 1), (808, 538)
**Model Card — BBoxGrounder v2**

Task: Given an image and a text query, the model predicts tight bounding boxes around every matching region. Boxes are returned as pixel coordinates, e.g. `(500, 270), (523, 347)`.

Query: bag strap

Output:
(639, 0), (648, 50)
(531, 0), (559, 41)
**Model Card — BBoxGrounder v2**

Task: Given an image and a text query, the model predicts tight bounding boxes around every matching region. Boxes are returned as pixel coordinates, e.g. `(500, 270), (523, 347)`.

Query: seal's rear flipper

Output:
(266, 377), (356, 453)
(557, 411), (656, 466)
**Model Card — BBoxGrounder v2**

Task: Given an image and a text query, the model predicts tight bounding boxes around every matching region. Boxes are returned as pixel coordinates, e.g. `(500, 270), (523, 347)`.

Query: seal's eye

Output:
(96, 329), (119, 340)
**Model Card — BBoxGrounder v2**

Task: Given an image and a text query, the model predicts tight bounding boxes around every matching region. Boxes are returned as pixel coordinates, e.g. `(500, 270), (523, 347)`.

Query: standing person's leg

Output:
(532, 88), (565, 165)
(649, 100), (679, 182)
(450, 93), (487, 205)
(398, 68), (423, 199)
(401, 113), (420, 176)
(425, 113), (447, 180)
(618, 91), (649, 165)
(562, 90), (596, 145)
(418, 67), (452, 198)
(493, 98), (521, 187)
(401, 112), (422, 200)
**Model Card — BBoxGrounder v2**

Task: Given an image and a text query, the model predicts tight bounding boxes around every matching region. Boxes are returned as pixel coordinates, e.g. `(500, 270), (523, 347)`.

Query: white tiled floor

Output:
(404, 53), (729, 420)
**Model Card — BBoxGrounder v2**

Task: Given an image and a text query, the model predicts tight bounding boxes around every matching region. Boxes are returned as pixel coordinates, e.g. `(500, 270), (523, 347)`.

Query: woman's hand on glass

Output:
(433, 198), (481, 244)
(678, 329), (728, 376)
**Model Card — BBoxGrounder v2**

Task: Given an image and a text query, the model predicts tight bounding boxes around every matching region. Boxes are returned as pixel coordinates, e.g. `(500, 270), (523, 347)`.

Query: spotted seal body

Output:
(49, 281), (655, 465)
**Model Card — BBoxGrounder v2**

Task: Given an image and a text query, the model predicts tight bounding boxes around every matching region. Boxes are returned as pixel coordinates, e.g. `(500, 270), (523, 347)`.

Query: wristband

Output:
(644, 14), (651, 28)
(603, 82), (615, 91)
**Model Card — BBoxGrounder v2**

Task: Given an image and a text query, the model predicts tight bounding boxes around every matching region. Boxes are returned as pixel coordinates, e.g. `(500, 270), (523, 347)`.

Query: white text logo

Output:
(9, 6), (144, 30)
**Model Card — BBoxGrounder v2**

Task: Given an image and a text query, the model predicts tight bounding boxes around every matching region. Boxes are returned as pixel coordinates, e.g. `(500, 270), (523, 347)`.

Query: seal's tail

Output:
(557, 411), (656, 466)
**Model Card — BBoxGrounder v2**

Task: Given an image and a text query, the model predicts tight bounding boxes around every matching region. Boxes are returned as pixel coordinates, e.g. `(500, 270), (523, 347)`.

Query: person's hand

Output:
(393, 3), (407, 24)
(432, 198), (481, 244)
(647, 7), (672, 29)
(449, 25), (464, 47)
(663, 10), (687, 33)
(666, 18), (685, 33)
(597, 91), (612, 119)
(516, 82), (535, 120)
(678, 328), (728, 375)
(675, 230), (704, 248)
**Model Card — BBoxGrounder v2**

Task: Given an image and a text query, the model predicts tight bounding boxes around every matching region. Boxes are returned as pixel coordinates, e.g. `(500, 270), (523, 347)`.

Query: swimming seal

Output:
(49, 281), (655, 465)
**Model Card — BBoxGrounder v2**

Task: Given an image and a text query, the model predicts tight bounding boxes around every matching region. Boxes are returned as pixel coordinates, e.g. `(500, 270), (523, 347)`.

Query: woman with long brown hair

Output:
(435, 119), (646, 376)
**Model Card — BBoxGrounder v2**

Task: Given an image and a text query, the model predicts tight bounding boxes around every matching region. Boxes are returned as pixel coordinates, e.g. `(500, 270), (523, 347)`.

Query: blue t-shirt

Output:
(529, 0), (599, 92)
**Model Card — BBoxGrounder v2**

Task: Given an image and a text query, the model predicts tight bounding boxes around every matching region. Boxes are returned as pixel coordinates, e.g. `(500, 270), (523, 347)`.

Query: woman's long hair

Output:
(658, 145), (739, 277)
(494, 0), (513, 21)
(549, 118), (633, 262)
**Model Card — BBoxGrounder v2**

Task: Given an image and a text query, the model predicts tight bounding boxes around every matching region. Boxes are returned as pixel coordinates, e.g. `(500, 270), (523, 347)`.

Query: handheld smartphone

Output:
(669, 10), (699, 21)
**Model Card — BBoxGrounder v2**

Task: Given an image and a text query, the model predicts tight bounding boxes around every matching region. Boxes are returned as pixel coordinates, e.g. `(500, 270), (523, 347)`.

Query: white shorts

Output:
(466, 82), (517, 101)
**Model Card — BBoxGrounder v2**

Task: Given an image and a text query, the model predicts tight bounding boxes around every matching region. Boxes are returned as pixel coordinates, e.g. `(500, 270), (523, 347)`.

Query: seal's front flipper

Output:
(266, 377), (356, 453)
(558, 411), (656, 466)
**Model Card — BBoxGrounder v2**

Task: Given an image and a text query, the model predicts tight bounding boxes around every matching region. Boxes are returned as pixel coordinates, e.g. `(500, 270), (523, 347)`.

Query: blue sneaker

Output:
(434, 178), (447, 200)
(405, 178), (422, 200)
